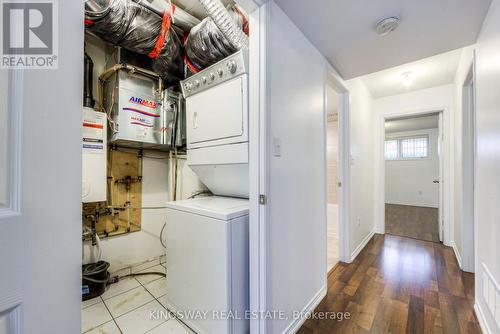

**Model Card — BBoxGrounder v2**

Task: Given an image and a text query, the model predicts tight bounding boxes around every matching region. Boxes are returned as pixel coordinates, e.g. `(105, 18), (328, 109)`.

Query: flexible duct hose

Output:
(198, 0), (249, 50)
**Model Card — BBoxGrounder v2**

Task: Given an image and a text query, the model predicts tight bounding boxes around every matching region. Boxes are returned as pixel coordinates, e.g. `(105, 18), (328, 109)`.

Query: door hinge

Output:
(259, 194), (267, 205)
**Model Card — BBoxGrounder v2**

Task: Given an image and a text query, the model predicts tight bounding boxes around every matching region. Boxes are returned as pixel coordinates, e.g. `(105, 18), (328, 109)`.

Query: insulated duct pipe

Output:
(85, 0), (200, 33)
(131, 0), (201, 32)
(197, 0), (249, 50)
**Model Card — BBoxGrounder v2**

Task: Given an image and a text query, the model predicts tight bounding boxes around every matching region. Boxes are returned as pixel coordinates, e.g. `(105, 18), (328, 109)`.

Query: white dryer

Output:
(181, 50), (249, 198)
(165, 196), (249, 334)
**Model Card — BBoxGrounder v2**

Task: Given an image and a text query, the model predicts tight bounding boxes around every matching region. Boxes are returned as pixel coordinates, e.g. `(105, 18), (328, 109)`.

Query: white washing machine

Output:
(165, 196), (249, 334)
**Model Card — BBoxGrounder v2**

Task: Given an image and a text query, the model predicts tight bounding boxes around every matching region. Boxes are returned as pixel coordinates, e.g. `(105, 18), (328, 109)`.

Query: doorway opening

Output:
(326, 86), (340, 272)
(325, 68), (350, 273)
(383, 112), (443, 243)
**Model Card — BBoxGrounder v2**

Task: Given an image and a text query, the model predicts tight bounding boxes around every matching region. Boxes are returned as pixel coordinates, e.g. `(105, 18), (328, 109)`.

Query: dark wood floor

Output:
(298, 234), (480, 334)
(386, 204), (440, 242)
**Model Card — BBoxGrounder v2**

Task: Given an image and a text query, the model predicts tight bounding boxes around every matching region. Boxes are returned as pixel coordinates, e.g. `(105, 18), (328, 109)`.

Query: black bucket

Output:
(82, 261), (110, 301)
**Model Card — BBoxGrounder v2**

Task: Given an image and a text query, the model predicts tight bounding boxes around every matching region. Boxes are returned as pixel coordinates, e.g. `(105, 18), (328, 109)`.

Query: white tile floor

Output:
(82, 263), (193, 334)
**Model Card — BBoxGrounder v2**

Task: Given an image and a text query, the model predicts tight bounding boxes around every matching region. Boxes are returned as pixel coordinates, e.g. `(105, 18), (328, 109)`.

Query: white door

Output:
(186, 76), (248, 148)
(438, 112), (444, 242)
(0, 1), (83, 333)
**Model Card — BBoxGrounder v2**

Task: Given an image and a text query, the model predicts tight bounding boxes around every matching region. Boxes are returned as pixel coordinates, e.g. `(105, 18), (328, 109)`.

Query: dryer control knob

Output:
(217, 68), (224, 77)
(185, 82), (193, 92)
(209, 73), (216, 81)
(194, 79), (201, 88)
(227, 60), (237, 74)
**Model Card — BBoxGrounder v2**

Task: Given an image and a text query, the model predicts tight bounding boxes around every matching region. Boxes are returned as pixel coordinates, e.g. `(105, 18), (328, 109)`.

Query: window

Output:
(400, 137), (429, 158)
(385, 136), (430, 160)
(384, 140), (399, 160)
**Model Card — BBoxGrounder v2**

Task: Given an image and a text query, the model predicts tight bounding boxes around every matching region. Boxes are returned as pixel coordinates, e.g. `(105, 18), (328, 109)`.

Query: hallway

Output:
(299, 234), (479, 334)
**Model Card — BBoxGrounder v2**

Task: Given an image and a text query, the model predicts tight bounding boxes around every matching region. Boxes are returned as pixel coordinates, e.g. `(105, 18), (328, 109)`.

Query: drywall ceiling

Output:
(173, 0), (234, 19)
(361, 48), (463, 99)
(274, 0), (491, 79)
(386, 114), (439, 133)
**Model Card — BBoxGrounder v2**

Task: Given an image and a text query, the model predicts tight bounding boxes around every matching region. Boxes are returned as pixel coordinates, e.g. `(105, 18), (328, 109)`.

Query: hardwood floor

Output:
(298, 234), (480, 334)
(385, 204), (440, 242)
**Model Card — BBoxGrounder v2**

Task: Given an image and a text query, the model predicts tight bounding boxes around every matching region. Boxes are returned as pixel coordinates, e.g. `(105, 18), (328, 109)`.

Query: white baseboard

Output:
(474, 302), (492, 334)
(350, 230), (375, 262)
(385, 201), (438, 209)
(450, 241), (463, 269)
(282, 284), (327, 334)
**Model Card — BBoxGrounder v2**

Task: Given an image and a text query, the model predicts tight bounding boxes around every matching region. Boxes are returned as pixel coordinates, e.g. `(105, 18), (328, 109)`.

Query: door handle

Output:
(193, 111), (198, 129)
(433, 180), (440, 184)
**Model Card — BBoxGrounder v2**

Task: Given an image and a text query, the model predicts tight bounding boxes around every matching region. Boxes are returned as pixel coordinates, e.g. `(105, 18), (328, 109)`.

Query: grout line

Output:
(139, 278), (195, 334)
(101, 297), (124, 334)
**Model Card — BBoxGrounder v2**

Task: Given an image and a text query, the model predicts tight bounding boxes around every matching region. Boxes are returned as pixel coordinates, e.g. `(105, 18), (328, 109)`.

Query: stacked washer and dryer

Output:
(165, 50), (250, 334)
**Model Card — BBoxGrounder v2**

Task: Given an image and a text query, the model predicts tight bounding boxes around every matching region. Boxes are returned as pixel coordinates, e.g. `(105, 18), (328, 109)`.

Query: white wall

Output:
(373, 85), (453, 241)
(385, 128), (439, 208)
(469, 0), (500, 331)
(344, 78), (376, 259)
(266, 2), (328, 333)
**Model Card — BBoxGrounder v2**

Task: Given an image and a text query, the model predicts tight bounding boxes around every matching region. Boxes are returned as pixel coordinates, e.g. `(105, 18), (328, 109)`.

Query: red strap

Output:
(183, 54), (200, 74)
(148, 5), (174, 59)
(84, 19), (94, 26)
(233, 6), (249, 36)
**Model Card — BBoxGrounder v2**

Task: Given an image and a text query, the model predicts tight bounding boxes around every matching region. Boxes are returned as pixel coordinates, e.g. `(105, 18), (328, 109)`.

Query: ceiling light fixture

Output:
(375, 16), (401, 36)
(401, 72), (413, 87)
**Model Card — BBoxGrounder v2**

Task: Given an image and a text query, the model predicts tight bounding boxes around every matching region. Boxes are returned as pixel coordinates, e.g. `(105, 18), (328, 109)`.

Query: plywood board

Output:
(83, 147), (143, 237)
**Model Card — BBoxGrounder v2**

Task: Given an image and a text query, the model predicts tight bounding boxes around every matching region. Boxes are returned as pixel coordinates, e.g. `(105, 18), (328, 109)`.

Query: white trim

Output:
(281, 284), (327, 334)
(450, 241), (463, 269)
(385, 201), (438, 209)
(461, 59), (477, 273)
(376, 108), (451, 246)
(246, 1), (269, 334)
(0, 66), (23, 219)
(350, 230), (375, 262)
(325, 63), (351, 264)
(474, 302), (492, 334)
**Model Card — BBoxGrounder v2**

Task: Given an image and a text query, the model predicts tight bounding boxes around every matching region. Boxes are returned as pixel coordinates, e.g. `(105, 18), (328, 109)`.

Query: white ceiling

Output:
(274, 0), (491, 79)
(361, 48), (463, 99)
(386, 114), (439, 133)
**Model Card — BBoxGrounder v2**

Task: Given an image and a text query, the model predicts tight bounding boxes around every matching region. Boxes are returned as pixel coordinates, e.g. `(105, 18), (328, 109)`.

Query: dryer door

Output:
(186, 75), (248, 148)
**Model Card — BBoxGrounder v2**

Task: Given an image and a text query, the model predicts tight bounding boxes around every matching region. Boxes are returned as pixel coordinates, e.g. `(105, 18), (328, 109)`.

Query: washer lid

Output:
(166, 196), (249, 220)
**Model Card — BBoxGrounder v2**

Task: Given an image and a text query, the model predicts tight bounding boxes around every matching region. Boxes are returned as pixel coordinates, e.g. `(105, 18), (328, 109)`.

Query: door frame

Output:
(376, 108), (451, 245)
(325, 64), (351, 265)
(246, 1), (269, 334)
(461, 55), (477, 273)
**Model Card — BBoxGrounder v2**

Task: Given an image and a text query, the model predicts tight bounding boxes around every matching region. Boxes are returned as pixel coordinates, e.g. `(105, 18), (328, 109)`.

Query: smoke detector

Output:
(375, 16), (401, 36)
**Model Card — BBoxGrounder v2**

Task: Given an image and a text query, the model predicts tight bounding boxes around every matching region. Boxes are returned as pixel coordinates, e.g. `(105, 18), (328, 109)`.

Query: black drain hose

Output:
(83, 260), (166, 286)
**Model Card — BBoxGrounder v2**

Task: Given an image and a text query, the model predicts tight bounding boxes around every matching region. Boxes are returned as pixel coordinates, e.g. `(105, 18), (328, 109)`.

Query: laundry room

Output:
(80, 1), (251, 333)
